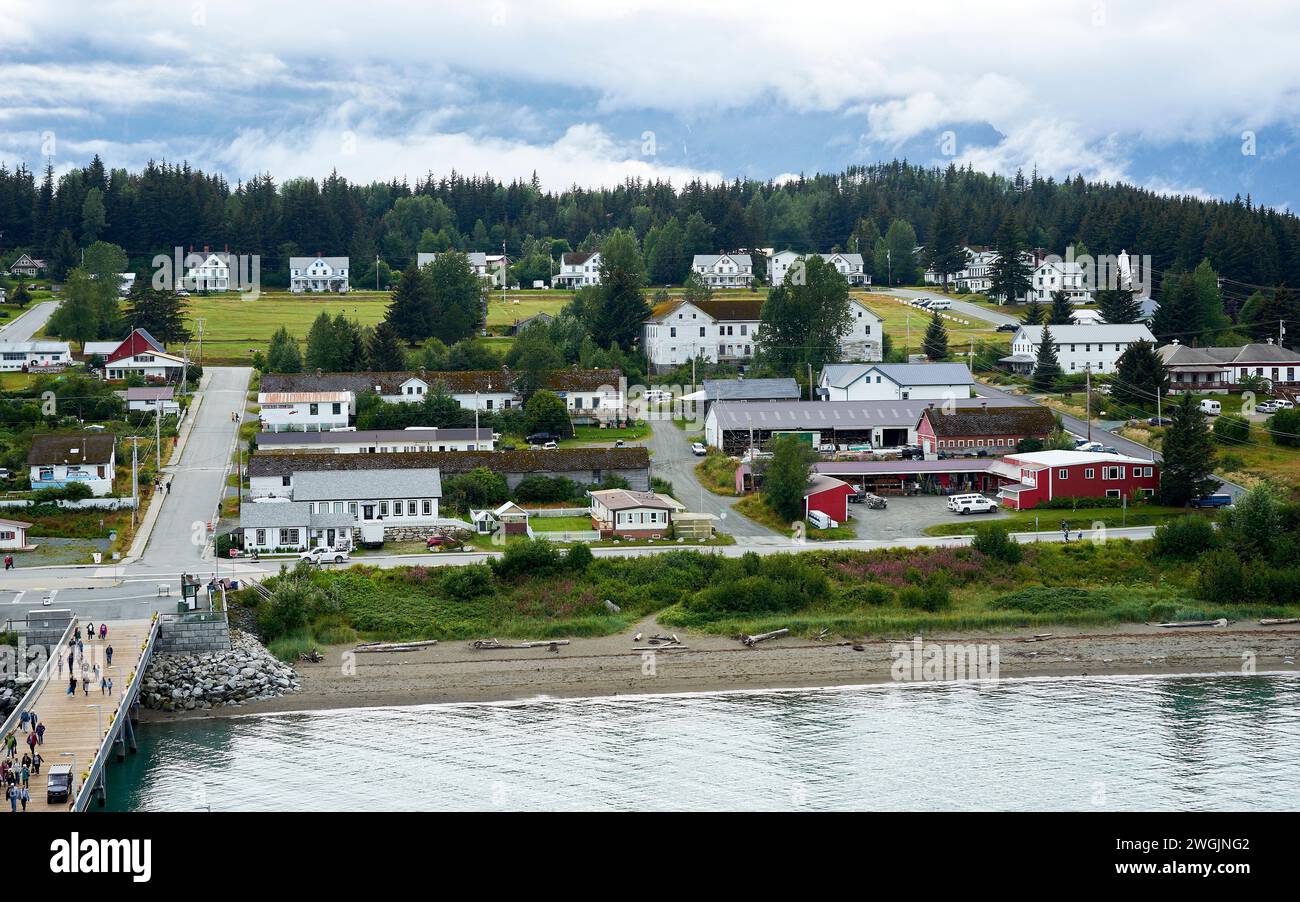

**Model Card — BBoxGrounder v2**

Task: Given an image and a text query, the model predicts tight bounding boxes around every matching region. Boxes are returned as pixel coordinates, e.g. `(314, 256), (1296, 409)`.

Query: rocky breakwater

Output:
(142, 630), (300, 712)
(0, 674), (34, 716)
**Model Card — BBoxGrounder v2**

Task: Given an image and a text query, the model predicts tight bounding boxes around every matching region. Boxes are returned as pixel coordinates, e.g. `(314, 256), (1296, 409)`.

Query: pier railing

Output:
(72, 615), (161, 811)
(0, 615), (79, 747)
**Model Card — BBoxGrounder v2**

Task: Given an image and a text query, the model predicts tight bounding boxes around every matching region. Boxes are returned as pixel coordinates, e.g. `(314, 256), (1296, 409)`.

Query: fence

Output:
(533, 530), (600, 542)
(526, 507), (592, 518)
(0, 496), (137, 510)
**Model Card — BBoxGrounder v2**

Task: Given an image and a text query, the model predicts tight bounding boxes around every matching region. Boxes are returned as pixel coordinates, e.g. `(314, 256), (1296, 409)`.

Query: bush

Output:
(1195, 547), (1245, 603)
(835, 583), (894, 607)
(1213, 414), (1250, 444)
(514, 476), (578, 503)
(257, 587), (310, 640)
(1268, 408), (1300, 447)
(900, 576), (951, 612)
(990, 586), (1115, 613)
(566, 543), (594, 572)
(971, 522), (1023, 564)
(489, 538), (566, 580)
(1150, 517), (1218, 560)
(442, 565), (493, 600)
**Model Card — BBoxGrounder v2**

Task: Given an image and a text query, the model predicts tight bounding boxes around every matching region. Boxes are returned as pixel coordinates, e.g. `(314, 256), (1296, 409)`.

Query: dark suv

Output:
(526, 432), (559, 445)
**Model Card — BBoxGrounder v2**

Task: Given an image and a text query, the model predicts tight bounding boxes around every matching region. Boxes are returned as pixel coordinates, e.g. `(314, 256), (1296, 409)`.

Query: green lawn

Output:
(924, 505), (1213, 537)
(529, 515), (594, 532)
(853, 292), (1009, 359)
(565, 423), (649, 445)
(183, 290), (394, 363)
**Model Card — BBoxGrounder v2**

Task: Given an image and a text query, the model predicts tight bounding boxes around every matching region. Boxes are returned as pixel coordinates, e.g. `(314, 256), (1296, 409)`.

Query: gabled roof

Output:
(239, 500), (356, 530)
(709, 397), (1033, 431)
(105, 328), (166, 364)
(692, 254), (753, 268)
(257, 391), (353, 405)
(290, 256), (349, 270)
(248, 447), (650, 479)
(27, 433), (115, 466)
(590, 489), (677, 511)
(1015, 324), (1156, 345)
(1006, 450), (1154, 468)
(648, 298), (765, 323)
(1158, 341), (1300, 366)
(701, 377), (801, 402)
(820, 362), (974, 388)
(255, 428), (492, 447)
(920, 405), (1057, 437)
(805, 474), (854, 497)
(124, 386), (175, 401)
(561, 251), (599, 266)
(292, 468), (442, 501)
(0, 341), (70, 354)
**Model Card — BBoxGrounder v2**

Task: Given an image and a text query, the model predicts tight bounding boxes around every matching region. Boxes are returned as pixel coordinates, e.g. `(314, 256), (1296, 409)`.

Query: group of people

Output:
(60, 623), (114, 698)
(4, 708), (46, 812)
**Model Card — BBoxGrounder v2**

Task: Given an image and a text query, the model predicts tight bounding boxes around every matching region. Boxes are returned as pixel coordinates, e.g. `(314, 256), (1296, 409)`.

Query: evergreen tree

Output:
(875, 219), (918, 286)
(523, 389), (572, 438)
(1245, 285), (1300, 348)
(592, 228), (648, 350)
(266, 326), (303, 373)
(682, 270), (712, 305)
(756, 254), (852, 374)
(305, 312), (339, 371)
(922, 310), (949, 360)
(1095, 288), (1143, 324)
(332, 314), (369, 371)
(505, 325), (563, 396)
(646, 217), (687, 285)
(1030, 326), (1063, 392)
(384, 262), (433, 345)
(8, 283), (31, 309)
(1111, 340), (1167, 410)
(81, 187), (107, 245)
(986, 217), (1032, 304)
(923, 196), (967, 291)
(123, 281), (191, 344)
(1047, 290), (1074, 325)
(1020, 298), (1047, 325)
(427, 252), (485, 344)
(1158, 393), (1218, 505)
(49, 228), (79, 280)
(367, 321), (407, 371)
(760, 434), (817, 522)
(47, 269), (100, 350)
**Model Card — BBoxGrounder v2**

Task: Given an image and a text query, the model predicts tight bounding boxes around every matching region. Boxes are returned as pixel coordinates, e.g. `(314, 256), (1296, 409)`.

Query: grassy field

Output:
(924, 504), (1213, 537)
(529, 515), (594, 532)
(695, 453), (740, 495)
(853, 292), (1010, 358)
(733, 493), (856, 540)
(183, 291), (394, 363)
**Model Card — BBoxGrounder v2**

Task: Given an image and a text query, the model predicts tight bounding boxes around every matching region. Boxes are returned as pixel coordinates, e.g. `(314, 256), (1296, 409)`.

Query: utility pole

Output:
(1085, 364), (1092, 443)
(129, 437), (140, 528)
(155, 405), (161, 471)
(376, 254), (380, 291)
(195, 318), (205, 365)
(887, 248), (892, 287)
(181, 345), (189, 396)
(808, 363), (813, 401)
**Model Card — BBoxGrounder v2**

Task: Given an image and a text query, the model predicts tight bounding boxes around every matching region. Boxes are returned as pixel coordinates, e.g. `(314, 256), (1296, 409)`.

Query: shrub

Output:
(257, 586), (310, 640)
(901, 576), (951, 612)
(1212, 414), (1250, 444)
(514, 475), (578, 503)
(1268, 408), (1300, 447)
(898, 587), (927, 610)
(566, 543), (594, 572)
(990, 586), (1114, 613)
(443, 565), (493, 600)
(836, 583), (894, 607)
(971, 522), (1023, 564)
(1147, 601), (1178, 623)
(1195, 547), (1244, 603)
(1150, 517), (1218, 560)
(489, 538), (566, 580)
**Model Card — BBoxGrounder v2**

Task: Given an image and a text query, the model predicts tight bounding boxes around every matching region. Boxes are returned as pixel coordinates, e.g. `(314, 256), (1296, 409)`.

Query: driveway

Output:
(0, 301), (57, 341)
(881, 286), (1020, 328)
(644, 419), (777, 537)
(844, 495), (1007, 541)
(139, 366), (252, 571)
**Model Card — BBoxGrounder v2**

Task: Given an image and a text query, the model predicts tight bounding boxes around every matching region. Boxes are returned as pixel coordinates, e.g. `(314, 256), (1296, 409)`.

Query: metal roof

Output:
(710, 397), (1033, 431)
(1014, 324), (1156, 344)
(701, 377), (801, 402)
(256, 428), (491, 447)
(239, 501), (357, 530)
(292, 468), (442, 501)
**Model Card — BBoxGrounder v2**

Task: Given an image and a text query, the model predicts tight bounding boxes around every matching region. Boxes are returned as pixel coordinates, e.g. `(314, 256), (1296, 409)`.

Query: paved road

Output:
(881, 286), (1020, 328)
(0, 301), (58, 340)
(140, 366), (251, 569)
(644, 418), (777, 537)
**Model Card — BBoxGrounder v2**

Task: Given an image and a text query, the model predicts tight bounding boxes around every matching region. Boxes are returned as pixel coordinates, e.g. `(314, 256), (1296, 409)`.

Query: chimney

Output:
(316, 251), (322, 257)
(203, 245), (209, 253)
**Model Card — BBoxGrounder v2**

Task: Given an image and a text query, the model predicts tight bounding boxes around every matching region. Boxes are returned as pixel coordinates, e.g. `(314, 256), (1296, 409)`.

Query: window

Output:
(392, 501), (403, 517)
(334, 502), (345, 513)
(332, 403), (341, 415)
(1105, 489), (1121, 498)
(407, 501), (417, 516)
(278, 528), (300, 545)
(282, 475), (291, 487)
(349, 503), (358, 516)
(310, 403), (319, 415)
(255, 529), (265, 546)
(422, 499), (432, 516)
(1058, 469), (1069, 479)
(1085, 468), (1095, 479)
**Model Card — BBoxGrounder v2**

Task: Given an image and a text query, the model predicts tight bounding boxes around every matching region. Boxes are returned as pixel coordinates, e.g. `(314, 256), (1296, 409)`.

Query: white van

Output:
(1199, 399), (1221, 416)
(927, 298), (952, 310)
(806, 510), (838, 530)
(947, 493), (986, 511)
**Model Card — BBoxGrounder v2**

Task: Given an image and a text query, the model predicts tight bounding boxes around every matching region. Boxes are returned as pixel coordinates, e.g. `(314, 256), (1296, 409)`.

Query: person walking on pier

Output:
(7, 784), (16, 813)
(106, 677), (113, 695)
(105, 645), (113, 666)
(19, 786), (28, 812)
(100, 676), (107, 695)
(18, 711), (28, 734)
(5, 733), (15, 758)
(25, 730), (36, 757)
(36, 722), (44, 746)
(86, 622), (95, 640)
(67, 676), (76, 696)
(81, 675), (90, 696)
(20, 763), (28, 789)
(31, 752), (41, 775)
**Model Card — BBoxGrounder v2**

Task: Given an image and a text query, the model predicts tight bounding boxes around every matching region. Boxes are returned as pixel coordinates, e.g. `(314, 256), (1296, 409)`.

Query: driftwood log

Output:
(471, 638), (571, 650)
(1155, 618), (1230, 628)
(1259, 618), (1300, 626)
(354, 639), (439, 653)
(740, 628), (789, 647)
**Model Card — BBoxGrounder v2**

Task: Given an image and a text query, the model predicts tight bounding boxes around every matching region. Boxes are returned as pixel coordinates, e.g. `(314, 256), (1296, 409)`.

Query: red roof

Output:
(106, 329), (165, 365)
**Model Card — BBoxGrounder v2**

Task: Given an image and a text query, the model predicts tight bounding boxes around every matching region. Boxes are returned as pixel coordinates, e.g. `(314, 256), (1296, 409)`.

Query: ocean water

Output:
(104, 673), (1300, 811)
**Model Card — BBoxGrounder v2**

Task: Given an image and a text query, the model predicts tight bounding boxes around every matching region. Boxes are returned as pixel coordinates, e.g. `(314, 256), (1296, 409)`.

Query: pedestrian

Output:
(1061, 520), (1070, 542)
(26, 731), (35, 756)
(67, 650), (74, 673)
(66, 676), (76, 696)
(5, 733), (14, 758)
(31, 752), (41, 775)
(100, 623), (107, 641)
(81, 676), (89, 696)
(100, 677), (107, 695)
(73, 627), (81, 644)
(19, 786), (28, 812)
(77, 639), (83, 657)
(106, 645), (113, 666)
(7, 784), (15, 813)
(87, 622), (95, 640)
(57, 656), (63, 678)
(18, 711), (28, 733)
(35, 723), (43, 746)
(20, 763), (28, 788)
(20, 753), (29, 771)
(106, 677), (113, 695)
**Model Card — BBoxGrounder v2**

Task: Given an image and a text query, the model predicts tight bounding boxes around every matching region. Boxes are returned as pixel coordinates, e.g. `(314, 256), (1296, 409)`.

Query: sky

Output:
(2, 0), (1300, 207)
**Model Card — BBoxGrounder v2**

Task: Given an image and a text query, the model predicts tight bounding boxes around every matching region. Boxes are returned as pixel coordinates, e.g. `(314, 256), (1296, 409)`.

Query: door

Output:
(362, 505), (375, 521)
(326, 528), (336, 547)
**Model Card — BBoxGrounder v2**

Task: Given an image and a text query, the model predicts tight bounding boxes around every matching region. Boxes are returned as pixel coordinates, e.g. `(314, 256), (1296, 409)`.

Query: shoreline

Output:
(139, 619), (1300, 721)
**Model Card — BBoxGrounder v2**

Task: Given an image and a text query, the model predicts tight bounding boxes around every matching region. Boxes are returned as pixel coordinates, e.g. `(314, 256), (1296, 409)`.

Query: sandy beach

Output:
(141, 617), (1300, 720)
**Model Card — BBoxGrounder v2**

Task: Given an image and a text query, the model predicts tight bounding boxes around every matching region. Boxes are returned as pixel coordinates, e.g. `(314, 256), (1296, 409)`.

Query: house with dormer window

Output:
(770, 251), (870, 286)
(290, 255), (350, 293)
(553, 251), (601, 288)
(8, 254), (46, 278)
(691, 253), (753, 288)
(181, 249), (231, 292)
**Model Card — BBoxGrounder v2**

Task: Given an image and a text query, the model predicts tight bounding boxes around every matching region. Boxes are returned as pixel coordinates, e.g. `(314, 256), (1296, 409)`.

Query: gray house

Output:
(239, 501), (356, 554)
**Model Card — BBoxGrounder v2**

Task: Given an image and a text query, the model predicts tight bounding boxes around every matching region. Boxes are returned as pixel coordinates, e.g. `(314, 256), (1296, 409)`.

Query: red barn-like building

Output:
(993, 450), (1159, 510)
(804, 474), (856, 523)
(916, 404), (1057, 456)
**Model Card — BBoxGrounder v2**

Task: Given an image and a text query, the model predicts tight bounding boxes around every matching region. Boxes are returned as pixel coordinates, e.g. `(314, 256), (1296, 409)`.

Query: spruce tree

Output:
(384, 262), (433, 345)
(1020, 298), (1046, 325)
(1095, 288), (1143, 324)
(1047, 290), (1074, 325)
(987, 217), (1033, 304)
(266, 326), (303, 373)
(1030, 326), (1063, 392)
(1158, 392), (1218, 505)
(305, 311), (340, 371)
(923, 196), (967, 291)
(922, 310), (949, 360)
(1111, 340), (1168, 410)
(367, 321), (407, 371)
(593, 228), (649, 351)
(123, 280), (191, 343)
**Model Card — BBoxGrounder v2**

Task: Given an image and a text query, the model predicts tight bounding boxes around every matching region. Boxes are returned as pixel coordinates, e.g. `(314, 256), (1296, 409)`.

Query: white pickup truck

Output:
(299, 547), (350, 565)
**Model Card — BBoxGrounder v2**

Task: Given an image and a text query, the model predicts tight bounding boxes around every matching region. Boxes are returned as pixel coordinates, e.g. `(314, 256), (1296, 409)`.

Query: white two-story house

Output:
(290, 255), (349, 293)
(182, 250), (231, 292)
(691, 253), (753, 288)
(1027, 259), (1092, 304)
(0, 341), (71, 372)
(553, 251), (601, 289)
(818, 363), (975, 402)
(257, 391), (354, 432)
(770, 251), (869, 286)
(1001, 324), (1157, 375)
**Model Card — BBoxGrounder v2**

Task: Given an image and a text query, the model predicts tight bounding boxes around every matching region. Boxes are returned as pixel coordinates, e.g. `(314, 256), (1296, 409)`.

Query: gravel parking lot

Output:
(842, 494), (1007, 540)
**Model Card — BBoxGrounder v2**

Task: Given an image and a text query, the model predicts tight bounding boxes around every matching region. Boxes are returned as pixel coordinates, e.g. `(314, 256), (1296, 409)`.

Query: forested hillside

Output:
(0, 156), (1295, 293)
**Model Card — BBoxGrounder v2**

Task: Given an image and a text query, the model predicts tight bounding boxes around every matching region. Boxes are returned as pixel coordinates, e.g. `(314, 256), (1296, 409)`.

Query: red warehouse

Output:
(916, 404), (1057, 456)
(804, 474), (857, 523)
(993, 450), (1160, 510)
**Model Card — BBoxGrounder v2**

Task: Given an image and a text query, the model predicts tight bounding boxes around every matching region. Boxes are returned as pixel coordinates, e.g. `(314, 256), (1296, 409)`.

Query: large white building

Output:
(770, 251), (869, 286)
(1001, 324), (1157, 375)
(182, 250), (231, 292)
(0, 341), (71, 372)
(290, 255), (349, 293)
(691, 253), (753, 288)
(257, 391), (354, 432)
(643, 297), (882, 370)
(1027, 260), (1092, 304)
(818, 363), (975, 402)
(553, 250), (601, 289)
(254, 427), (495, 454)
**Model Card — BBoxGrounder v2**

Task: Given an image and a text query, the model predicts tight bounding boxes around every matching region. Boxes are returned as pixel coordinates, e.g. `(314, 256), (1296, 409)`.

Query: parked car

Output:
(0, 468), (10, 480)
(46, 765), (74, 803)
(953, 496), (999, 515)
(526, 432), (559, 445)
(1190, 493), (1234, 509)
(1274, 399), (1295, 410)
(947, 493), (988, 512)
(541, 441), (558, 450)
(927, 298), (952, 310)
(691, 441), (708, 456)
(1076, 440), (1105, 452)
(299, 547), (349, 565)
(996, 323), (1020, 332)
(427, 534), (463, 550)
(1146, 416), (1172, 426)
(1257, 400), (1280, 414)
